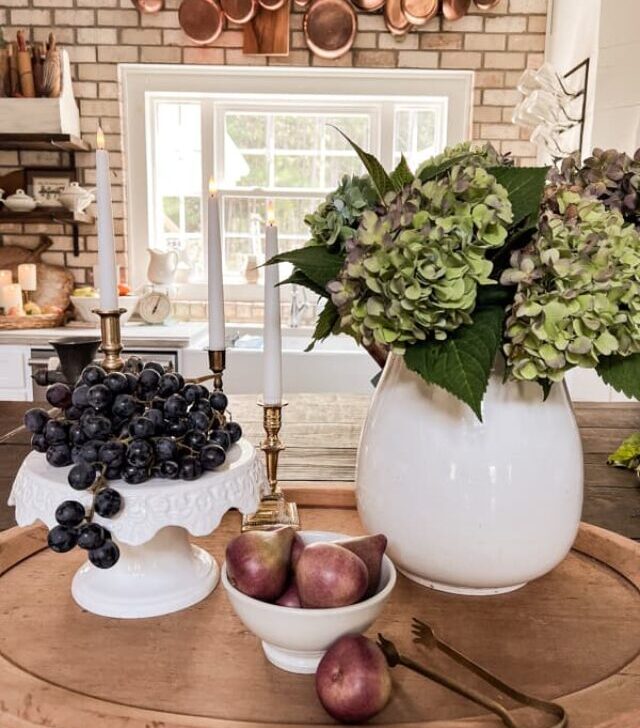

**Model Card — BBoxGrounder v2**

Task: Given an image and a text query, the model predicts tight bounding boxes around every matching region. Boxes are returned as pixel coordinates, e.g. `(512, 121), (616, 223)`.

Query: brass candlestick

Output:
(241, 402), (300, 532)
(94, 308), (126, 372)
(208, 349), (225, 391)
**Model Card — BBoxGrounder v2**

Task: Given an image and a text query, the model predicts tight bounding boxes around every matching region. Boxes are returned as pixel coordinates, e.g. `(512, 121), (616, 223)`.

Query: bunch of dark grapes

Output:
(24, 356), (243, 569)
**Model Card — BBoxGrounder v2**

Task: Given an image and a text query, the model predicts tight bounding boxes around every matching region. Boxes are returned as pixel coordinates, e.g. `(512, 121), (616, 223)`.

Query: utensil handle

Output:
(399, 656), (520, 728)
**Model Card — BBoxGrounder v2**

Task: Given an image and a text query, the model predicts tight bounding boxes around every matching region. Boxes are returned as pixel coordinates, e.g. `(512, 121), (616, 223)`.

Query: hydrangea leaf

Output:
(329, 126), (395, 201)
(268, 245), (344, 292)
(306, 300), (340, 352)
(403, 306), (506, 421)
(390, 155), (414, 190)
(417, 153), (475, 183)
(489, 166), (549, 227)
(279, 269), (328, 298)
(596, 353), (640, 400)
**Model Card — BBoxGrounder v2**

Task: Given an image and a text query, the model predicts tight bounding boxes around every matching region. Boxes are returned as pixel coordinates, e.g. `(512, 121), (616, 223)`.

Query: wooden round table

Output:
(1, 499), (639, 727)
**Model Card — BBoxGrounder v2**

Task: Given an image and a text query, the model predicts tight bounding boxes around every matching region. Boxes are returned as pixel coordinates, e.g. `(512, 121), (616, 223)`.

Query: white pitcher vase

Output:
(355, 354), (584, 596)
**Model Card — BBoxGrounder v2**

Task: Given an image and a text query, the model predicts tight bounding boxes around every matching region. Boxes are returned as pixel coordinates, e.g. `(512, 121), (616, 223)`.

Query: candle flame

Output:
(209, 177), (217, 197)
(96, 126), (105, 150)
(267, 200), (275, 226)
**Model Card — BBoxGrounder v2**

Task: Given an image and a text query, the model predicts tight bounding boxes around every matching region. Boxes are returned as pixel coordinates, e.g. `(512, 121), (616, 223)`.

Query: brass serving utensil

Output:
(410, 619), (567, 727)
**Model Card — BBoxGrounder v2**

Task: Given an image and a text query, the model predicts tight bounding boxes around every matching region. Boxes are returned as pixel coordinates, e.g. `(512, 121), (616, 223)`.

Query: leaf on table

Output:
(403, 306), (506, 421)
(607, 432), (640, 469)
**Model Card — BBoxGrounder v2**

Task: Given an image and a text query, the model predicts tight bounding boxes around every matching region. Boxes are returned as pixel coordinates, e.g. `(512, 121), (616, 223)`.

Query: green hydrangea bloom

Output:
(304, 174), (378, 252)
(502, 191), (640, 383)
(328, 155), (513, 353)
(415, 141), (510, 179)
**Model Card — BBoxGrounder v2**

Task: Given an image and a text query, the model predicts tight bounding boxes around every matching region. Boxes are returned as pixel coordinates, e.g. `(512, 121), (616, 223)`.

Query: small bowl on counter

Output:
(70, 295), (140, 325)
(222, 530), (397, 675)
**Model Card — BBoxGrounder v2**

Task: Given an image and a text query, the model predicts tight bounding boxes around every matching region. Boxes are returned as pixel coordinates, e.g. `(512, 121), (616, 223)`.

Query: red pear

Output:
(339, 534), (387, 598)
(291, 532), (305, 570)
(225, 526), (295, 601)
(296, 542), (368, 608)
(316, 634), (392, 723)
(275, 581), (302, 608)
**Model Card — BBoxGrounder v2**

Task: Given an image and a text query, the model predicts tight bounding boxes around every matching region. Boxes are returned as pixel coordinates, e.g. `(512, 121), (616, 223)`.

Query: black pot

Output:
(50, 337), (101, 386)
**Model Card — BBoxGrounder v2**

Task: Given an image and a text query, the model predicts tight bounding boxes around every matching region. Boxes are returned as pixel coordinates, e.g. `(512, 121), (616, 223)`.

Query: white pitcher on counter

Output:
(147, 248), (179, 285)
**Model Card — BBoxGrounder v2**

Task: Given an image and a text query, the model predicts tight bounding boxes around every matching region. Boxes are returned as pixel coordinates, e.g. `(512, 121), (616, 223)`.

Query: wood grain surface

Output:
(1, 397), (639, 538)
(0, 512), (639, 727)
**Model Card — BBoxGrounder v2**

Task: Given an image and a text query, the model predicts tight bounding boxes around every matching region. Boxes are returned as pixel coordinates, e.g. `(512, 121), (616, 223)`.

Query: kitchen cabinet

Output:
(0, 346), (32, 401)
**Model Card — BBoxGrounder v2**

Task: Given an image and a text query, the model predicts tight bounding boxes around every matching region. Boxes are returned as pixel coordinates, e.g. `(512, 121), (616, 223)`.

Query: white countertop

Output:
(0, 320), (208, 349)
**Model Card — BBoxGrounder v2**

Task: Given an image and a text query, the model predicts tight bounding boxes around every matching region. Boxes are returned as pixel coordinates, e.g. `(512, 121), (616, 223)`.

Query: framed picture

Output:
(26, 169), (75, 208)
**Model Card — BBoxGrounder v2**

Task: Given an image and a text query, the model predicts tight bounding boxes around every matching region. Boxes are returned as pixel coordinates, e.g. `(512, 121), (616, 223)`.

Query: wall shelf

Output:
(0, 208), (93, 225)
(0, 134), (90, 153)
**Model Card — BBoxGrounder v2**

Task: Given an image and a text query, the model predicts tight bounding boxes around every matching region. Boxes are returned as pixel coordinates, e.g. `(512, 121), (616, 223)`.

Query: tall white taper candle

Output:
(95, 127), (118, 311)
(207, 178), (225, 350)
(263, 202), (282, 406)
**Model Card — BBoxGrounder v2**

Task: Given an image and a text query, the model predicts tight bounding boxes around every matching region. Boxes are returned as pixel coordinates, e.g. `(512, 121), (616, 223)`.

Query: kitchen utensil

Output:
(442, 0), (471, 20)
(131, 0), (165, 12)
(2, 190), (37, 213)
(474, 0), (501, 8)
(147, 248), (179, 285)
(7, 44), (18, 97)
(401, 0), (438, 25)
(57, 182), (95, 214)
(243, 0), (290, 55)
(32, 42), (45, 97)
(41, 33), (60, 98)
(350, 0), (384, 11)
(179, 0), (224, 45)
(221, 0), (258, 23)
(377, 626), (567, 728)
(139, 291), (172, 325)
(384, 0), (411, 35)
(16, 31), (35, 98)
(50, 337), (101, 385)
(303, 0), (357, 59)
(258, 0), (287, 9)
(71, 295), (140, 326)
(0, 48), (10, 97)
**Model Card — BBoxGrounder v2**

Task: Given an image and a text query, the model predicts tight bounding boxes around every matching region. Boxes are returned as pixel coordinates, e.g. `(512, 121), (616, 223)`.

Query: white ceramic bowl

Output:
(222, 530), (397, 674)
(71, 295), (139, 325)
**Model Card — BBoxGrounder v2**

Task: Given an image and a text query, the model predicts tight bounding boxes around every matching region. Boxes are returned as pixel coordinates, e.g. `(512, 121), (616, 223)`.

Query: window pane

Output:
(275, 115), (318, 150)
(324, 154), (363, 185)
(162, 196), (180, 233)
(234, 153), (268, 187)
(324, 115), (369, 150)
(185, 196), (201, 234)
(226, 113), (267, 149)
(394, 106), (441, 169)
(274, 154), (321, 188)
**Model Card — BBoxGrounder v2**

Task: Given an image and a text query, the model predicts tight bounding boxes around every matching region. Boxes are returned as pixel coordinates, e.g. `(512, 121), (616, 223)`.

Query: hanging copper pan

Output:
(303, 0), (357, 59)
(221, 0), (257, 23)
(351, 0), (385, 13)
(294, 0), (311, 7)
(179, 0), (224, 44)
(401, 0), (437, 26)
(473, 0), (501, 7)
(130, 0), (164, 12)
(259, 0), (287, 10)
(384, 0), (411, 36)
(442, 0), (470, 20)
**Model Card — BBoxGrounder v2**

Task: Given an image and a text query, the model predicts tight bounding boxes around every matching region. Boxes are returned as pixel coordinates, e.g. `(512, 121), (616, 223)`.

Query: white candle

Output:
(95, 127), (118, 310)
(263, 202), (282, 406)
(17, 263), (37, 292)
(3, 284), (23, 316)
(207, 178), (225, 350)
(0, 270), (12, 287)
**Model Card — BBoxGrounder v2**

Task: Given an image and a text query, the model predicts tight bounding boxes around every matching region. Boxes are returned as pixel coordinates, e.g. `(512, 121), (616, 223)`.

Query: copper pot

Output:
(130, 0), (164, 12)
(351, 0), (385, 12)
(221, 0), (257, 23)
(401, 0), (437, 26)
(442, 0), (470, 20)
(303, 0), (357, 59)
(474, 0), (501, 7)
(259, 0), (287, 9)
(384, 0), (411, 36)
(179, 0), (224, 44)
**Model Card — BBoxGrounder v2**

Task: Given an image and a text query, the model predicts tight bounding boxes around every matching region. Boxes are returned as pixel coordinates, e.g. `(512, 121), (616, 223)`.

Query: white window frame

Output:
(121, 64), (473, 298)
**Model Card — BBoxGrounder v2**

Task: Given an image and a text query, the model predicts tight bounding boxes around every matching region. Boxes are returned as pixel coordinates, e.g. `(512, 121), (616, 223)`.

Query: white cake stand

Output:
(9, 438), (266, 620)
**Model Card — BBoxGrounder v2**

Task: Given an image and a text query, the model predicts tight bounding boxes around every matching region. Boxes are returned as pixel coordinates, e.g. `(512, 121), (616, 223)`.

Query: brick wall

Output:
(0, 0), (547, 289)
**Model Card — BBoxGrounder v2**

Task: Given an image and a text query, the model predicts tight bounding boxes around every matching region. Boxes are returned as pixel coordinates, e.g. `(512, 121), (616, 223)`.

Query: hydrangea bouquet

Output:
(271, 134), (640, 419)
